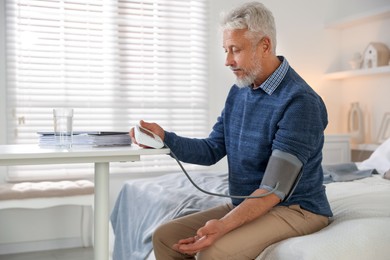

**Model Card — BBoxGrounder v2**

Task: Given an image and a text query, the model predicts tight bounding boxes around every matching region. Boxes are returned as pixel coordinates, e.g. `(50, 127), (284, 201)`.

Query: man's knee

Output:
(152, 222), (172, 246)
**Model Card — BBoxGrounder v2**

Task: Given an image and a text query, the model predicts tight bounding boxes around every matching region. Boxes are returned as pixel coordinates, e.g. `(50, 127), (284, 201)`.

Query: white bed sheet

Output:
(256, 175), (390, 260)
(257, 217), (390, 260)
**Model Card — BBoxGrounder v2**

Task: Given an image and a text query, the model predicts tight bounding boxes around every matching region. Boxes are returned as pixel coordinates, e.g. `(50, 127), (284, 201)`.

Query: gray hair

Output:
(220, 2), (277, 53)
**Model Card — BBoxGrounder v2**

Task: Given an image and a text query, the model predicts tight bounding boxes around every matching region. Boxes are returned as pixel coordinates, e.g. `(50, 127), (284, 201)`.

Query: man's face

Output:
(223, 29), (262, 88)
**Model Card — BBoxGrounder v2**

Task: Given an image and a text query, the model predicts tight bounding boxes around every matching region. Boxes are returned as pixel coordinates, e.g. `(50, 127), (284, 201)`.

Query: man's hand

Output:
(130, 120), (165, 147)
(172, 219), (226, 255)
(172, 189), (281, 255)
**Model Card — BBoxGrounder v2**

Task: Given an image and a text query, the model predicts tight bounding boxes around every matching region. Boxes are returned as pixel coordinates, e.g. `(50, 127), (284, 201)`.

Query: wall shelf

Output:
(325, 6), (390, 29)
(324, 6), (390, 80)
(324, 65), (390, 80)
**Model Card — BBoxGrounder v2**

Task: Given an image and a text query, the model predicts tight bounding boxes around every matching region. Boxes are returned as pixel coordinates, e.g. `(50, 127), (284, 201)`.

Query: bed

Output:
(110, 138), (390, 260)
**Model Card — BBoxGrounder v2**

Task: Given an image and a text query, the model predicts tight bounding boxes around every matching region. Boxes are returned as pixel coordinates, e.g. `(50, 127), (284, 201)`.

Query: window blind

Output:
(5, 0), (209, 181)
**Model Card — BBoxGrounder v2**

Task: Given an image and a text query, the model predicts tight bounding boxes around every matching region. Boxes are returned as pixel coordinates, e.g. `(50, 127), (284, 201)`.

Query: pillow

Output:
(357, 137), (390, 176)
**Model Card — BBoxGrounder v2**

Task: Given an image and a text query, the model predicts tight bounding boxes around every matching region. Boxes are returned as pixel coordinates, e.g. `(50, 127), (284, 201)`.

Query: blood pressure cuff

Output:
(259, 149), (303, 202)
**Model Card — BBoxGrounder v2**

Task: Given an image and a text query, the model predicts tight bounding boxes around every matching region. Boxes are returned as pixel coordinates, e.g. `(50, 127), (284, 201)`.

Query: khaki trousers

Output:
(153, 203), (329, 260)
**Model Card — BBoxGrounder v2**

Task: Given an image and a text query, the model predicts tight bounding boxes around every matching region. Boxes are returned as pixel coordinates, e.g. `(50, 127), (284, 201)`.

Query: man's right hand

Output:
(130, 120), (165, 147)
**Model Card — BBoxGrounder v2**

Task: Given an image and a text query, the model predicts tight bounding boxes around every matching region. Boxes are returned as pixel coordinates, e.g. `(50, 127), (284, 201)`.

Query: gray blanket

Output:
(110, 171), (230, 260)
(322, 163), (376, 184)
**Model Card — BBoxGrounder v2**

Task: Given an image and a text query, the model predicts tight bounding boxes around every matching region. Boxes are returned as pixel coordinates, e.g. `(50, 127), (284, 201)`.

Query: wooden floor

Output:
(0, 247), (93, 260)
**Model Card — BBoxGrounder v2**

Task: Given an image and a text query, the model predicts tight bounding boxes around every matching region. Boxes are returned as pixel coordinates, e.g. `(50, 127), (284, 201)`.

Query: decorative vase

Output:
(348, 102), (365, 144)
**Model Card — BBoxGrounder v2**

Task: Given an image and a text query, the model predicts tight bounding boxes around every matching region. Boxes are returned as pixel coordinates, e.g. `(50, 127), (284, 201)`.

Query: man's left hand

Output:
(172, 219), (226, 255)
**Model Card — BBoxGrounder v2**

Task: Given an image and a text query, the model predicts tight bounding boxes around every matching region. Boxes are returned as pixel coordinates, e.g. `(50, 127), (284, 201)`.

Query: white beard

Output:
(235, 74), (256, 88)
(232, 57), (262, 88)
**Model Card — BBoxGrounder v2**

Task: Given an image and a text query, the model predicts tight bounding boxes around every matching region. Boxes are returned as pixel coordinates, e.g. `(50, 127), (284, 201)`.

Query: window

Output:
(5, 0), (209, 181)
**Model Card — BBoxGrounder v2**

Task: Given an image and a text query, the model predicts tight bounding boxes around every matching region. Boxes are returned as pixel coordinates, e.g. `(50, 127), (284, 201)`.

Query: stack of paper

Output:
(38, 131), (131, 147)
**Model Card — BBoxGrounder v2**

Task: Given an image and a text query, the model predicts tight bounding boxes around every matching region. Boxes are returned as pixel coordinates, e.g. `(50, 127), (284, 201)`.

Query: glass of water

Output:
(53, 108), (74, 148)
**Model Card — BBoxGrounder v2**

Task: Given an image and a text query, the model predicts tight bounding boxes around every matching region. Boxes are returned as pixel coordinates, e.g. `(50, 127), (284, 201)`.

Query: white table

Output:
(0, 144), (170, 260)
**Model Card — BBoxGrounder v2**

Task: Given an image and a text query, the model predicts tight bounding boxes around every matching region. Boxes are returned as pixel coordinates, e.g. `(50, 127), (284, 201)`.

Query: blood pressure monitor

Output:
(134, 125), (164, 149)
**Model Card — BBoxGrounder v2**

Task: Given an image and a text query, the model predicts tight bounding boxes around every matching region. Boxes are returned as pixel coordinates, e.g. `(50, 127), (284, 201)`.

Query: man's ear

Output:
(258, 36), (272, 56)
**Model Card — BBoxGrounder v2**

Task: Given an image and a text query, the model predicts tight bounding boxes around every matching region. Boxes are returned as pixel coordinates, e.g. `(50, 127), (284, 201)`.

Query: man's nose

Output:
(225, 52), (235, 67)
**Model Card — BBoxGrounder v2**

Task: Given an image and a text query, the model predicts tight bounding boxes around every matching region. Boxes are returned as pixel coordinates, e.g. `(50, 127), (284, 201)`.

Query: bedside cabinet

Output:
(351, 143), (378, 162)
(322, 134), (351, 164)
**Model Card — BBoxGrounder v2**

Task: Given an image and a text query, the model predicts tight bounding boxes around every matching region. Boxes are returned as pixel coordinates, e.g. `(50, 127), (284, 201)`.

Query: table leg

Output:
(94, 162), (110, 260)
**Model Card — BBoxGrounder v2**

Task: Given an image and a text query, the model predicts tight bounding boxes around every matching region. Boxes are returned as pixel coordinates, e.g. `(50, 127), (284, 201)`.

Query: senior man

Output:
(132, 2), (332, 259)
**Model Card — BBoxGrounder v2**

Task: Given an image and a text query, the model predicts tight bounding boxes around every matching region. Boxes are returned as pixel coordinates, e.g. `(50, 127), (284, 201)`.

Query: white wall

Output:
(208, 0), (390, 141)
(1, 0), (390, 254)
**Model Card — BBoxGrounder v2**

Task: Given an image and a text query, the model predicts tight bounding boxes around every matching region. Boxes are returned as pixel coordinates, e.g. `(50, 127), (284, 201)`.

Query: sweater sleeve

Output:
(272, 92), (328, 164)
(164, 113), (227, 166)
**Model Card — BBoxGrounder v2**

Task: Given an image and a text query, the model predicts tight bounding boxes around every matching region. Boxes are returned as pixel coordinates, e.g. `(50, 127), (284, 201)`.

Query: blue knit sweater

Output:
(164, 58), (333, 217)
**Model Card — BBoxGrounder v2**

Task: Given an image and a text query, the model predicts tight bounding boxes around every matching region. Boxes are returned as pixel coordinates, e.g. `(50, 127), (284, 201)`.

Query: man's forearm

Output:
(220, 189), (281, 234)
